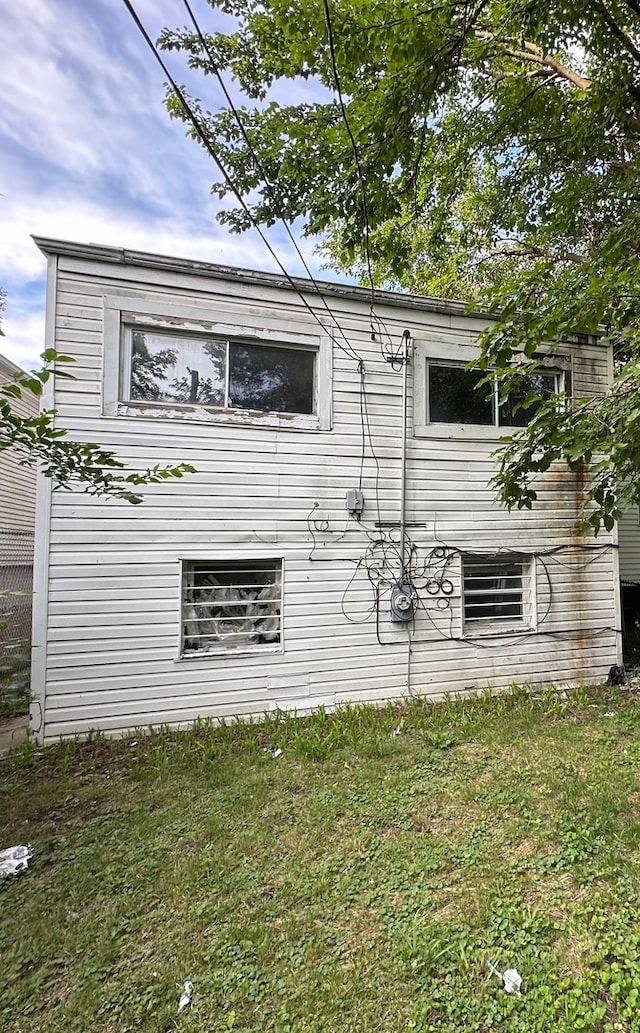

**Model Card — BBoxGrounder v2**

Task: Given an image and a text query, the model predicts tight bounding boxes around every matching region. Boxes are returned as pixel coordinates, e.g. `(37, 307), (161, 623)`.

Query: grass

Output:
(3, 685), (640, 1031)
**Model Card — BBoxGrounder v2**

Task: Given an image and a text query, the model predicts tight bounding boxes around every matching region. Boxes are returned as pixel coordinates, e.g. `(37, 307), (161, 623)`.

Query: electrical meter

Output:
(390, 585), (416, 622)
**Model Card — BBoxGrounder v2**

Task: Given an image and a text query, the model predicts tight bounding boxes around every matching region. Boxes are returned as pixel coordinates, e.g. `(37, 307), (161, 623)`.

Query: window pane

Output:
(428, 364), (494, 425)
(182, 560), (281, 653)
(229, 343), (315, 414)
(499, 373), (558, 428)
(130, 332), (225, 406)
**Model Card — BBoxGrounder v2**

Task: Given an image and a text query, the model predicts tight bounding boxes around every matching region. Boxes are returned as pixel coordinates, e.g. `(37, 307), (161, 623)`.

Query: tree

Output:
(1, 350), (195, 504)
(160, 0), (640, 530)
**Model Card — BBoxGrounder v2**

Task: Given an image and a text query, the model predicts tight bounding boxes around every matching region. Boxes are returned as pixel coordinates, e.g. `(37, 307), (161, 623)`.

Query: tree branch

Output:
(482, 243), (587, 264)
(475, 30), (591, 89)
(592, 0), (640, 66)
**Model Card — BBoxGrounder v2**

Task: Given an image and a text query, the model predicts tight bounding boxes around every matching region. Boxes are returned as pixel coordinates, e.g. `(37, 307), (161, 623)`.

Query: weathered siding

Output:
(31, 241), (620, 742)
(619, 508), (640, 581)
(0, 353), (37, 540)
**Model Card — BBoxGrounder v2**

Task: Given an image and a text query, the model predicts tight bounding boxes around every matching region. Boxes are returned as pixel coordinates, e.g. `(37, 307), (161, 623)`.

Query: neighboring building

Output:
(30, 237), (621, 743)
(0, 351), (38, 693)
(618, 508), (640, 660)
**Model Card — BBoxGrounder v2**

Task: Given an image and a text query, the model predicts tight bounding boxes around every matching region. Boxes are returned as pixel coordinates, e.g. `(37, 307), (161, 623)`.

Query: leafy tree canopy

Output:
(1, 351), (195, 504)
(161, 0), (640, 531)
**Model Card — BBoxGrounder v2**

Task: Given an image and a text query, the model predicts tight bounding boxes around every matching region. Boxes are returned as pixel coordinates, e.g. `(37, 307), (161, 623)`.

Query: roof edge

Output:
(31, 235), (490, 321)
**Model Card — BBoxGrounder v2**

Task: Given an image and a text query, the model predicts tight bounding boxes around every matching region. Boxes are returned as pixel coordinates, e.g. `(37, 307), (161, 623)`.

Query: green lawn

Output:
(3, 687), (640, 1032)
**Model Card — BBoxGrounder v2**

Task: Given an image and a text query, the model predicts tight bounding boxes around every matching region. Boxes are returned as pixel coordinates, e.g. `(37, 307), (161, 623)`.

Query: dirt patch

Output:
(0, 714), (29, 756)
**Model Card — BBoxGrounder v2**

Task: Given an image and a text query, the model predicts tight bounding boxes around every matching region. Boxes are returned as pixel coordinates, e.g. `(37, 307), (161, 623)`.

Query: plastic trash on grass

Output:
(0, 845), (33, 878)
(178, 979), (193, 1013)
(487, 961), (523, 996)
(271, 748), (283, 759)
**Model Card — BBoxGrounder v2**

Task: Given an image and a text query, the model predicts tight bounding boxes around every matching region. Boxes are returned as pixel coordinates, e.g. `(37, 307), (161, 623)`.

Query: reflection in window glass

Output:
(229, 343), (314, 414)
(428, 364), (494, 425)
(499, 373), (558, 427)
(427, 363), (560, 428)
(130, 332), (225, 406)
(127, 331), (315, 415)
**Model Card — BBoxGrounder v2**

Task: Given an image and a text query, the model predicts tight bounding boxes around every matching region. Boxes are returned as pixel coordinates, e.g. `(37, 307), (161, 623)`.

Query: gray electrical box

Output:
(345, 489), (365, 518)
(390, 585), (416, 622)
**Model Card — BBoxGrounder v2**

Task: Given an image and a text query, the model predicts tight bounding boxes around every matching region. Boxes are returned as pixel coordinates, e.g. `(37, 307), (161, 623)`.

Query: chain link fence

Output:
(0, 530), (34, 716)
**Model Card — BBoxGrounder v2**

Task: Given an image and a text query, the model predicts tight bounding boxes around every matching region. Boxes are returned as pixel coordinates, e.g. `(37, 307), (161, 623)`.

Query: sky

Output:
(0, 0), (337, 369)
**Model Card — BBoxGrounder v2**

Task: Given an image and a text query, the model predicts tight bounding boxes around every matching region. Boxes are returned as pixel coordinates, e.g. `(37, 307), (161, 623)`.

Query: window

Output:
(125, 329), (315, 416)
(181, 559), (282, 655)
(462, 556), (534, 634)
(427, 363), (560, 428)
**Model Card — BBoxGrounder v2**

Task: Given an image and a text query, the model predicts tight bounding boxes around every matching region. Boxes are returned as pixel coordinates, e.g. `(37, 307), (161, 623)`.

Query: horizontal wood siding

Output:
(0, 354), (37, 537)
(618, 507), (640, 581)
(35, 249), (619, 741)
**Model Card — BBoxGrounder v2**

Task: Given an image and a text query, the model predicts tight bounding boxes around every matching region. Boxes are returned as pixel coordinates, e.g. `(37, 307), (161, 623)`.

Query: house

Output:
(0, 351), (38, 698)
(617, 508), (640, 659)
(29, 236), (621, 744)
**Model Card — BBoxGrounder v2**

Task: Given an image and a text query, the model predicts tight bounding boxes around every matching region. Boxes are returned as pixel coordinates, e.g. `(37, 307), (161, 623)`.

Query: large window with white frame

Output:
(181, 559), (282, 656)
(123, 328), (316, 416)
(412, 335), (568, 438)
(462, 555), (535, 634)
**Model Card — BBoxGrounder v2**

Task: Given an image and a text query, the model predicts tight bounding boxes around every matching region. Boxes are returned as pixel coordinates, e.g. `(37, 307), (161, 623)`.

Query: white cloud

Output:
(0, 0), (345, 369)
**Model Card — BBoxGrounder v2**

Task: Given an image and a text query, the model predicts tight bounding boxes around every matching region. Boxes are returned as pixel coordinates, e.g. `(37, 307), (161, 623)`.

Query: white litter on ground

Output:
(178, 979), (193, 1013)
(487, 960), (523, 996)
(0, 845), (33, 878)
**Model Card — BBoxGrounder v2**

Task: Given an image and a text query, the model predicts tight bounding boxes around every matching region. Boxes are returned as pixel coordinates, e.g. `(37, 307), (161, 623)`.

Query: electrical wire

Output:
(121, 2), (390, 541)
(121, 0), (360, 367)
(321, 0), (395, 353)
(121, 0), (390, 545)
(179, 0), (364, 367)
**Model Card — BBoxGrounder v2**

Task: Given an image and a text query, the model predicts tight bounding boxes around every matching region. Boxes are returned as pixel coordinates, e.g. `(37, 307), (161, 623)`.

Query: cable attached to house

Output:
(121, 0), (361, 368)
(178, 0), (363, 367)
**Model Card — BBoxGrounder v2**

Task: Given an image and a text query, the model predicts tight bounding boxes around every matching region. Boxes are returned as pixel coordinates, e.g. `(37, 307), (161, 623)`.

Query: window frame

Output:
(103, 295), (332, 431)
(178, 555), (284, 660)
(413, 335), (569, 440)
(122, 326), (318, 417)
(461, 554), (537, 637)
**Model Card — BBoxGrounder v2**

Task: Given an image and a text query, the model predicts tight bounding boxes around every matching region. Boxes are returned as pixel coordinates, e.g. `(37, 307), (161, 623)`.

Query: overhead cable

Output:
(179, 0), (363, 365)
(121, 0), (360, 366)
(322, 0), (386, 344)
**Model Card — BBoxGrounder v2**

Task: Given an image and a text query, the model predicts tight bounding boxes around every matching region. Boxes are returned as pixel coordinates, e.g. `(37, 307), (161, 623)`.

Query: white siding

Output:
(31, 241), (620, 742)
(0, 353), (37, 542)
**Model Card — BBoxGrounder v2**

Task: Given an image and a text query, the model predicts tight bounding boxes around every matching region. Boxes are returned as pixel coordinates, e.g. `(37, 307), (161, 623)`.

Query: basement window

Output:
(124, 329), (316, 415)
(181, 560), (282, 655)
(427, 364), (560, 427)
(462, 556), (534, 634)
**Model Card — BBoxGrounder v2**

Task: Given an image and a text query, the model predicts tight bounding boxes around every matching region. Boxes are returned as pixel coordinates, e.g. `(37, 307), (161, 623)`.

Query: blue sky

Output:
(0, 0), (337, 368)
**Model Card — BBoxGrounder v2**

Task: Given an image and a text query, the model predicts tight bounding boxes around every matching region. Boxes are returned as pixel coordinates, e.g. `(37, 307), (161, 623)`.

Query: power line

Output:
(179, 0), (363, 366)
(121, 0), (359, 367)
(322, 0), (380, 339)
(122, 0), (390, 527)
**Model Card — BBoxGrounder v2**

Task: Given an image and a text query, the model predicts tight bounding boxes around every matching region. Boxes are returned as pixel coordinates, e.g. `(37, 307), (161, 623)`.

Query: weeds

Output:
(3, 685), (640, 1031)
